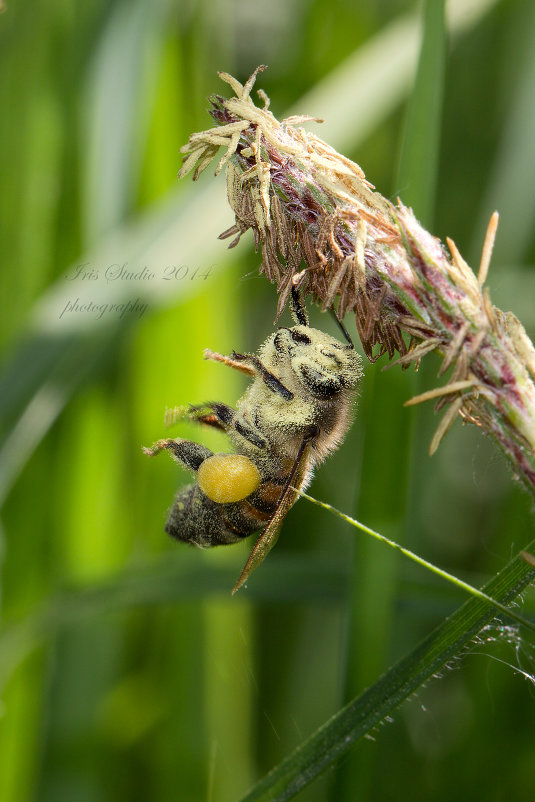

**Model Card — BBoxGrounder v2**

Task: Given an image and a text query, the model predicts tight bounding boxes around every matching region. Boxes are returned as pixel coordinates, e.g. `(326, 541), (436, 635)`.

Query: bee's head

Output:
(258, 283), (362, 398)
(270, 324), (362, 399)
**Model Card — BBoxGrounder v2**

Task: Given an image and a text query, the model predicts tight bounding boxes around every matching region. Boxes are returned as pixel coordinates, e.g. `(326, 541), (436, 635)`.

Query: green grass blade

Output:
(239, 545), (535, 802)
(473, 0), (535, 264)
(396, 0), (446, 225)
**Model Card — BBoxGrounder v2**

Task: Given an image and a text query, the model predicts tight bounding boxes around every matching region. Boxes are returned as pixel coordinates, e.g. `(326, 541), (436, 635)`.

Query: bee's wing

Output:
(232, 439), (312, 594)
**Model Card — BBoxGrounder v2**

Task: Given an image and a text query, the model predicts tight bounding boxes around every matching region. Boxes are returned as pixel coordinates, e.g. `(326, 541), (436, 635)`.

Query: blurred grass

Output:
(337, 4), (446, 798)
(1, 1), (535, 801)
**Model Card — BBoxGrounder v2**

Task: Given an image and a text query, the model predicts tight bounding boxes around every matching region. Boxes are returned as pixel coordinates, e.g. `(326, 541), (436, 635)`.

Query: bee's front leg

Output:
(204, 347), (293, 401)
(230, 352), (294, 400)
(203, 348), (256, 376)
(142, 438), (213, 472)
(190, 402), (269, 450)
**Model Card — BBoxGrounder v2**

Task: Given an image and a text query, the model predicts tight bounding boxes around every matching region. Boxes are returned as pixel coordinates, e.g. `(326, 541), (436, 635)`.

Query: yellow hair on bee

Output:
(197, 454), (261, 503)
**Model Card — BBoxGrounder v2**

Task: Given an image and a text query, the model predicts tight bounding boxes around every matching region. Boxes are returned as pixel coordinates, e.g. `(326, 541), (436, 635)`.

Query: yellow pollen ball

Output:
(197, 454), (261, 503)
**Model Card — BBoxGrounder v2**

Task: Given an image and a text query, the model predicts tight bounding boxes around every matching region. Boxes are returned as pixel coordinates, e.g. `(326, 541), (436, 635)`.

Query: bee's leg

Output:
(203, 348), (256, 376)
(229, 352), (294, 400)
(165, 403), (231, 433)
(184, 405), (228, 432)
(186, 402), (236, 431)
(191, 402), (269, 450)
(164, 405), (192, 427)
(143, 438), (213, 472)
(204, 346), (293, 400)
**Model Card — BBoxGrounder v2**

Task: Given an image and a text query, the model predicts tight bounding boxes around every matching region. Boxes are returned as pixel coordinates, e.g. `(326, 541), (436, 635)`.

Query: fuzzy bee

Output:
(143, 289), (362, 593)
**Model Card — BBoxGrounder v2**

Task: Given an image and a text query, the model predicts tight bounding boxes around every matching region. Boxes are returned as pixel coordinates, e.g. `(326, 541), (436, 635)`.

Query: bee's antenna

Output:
(290, 283), (308, 326)
(330, 310), (354, 348)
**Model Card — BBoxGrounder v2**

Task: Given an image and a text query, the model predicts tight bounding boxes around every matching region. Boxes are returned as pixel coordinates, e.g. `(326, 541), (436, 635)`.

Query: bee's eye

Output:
(290, 329), (311, 345)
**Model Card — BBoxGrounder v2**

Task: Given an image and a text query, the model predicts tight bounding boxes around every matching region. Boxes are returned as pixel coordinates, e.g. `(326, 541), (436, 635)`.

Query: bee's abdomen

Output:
(165, 484), (271, 547)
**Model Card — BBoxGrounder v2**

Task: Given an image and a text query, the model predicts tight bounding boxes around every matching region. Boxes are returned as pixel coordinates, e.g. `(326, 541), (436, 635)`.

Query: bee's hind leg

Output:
(142, 438), (213, 472)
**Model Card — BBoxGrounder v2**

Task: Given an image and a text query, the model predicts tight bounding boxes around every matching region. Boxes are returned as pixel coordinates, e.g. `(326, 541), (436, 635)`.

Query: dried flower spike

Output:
(178, 67), (535, 494)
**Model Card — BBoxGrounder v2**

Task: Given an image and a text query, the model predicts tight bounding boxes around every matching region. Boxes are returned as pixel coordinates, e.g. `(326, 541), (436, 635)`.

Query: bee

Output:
(143, 288), (362, 593)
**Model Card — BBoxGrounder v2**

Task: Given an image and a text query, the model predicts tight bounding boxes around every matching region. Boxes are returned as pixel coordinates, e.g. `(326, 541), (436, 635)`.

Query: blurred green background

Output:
(1, 0), (535, 800)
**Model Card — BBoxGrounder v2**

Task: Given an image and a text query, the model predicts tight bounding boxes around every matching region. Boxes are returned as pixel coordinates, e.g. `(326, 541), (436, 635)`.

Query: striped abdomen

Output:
(165, 474), (289, 547)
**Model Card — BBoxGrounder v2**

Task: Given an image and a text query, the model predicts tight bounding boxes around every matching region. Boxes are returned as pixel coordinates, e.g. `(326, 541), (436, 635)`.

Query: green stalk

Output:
(298, 490), (535, 635)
